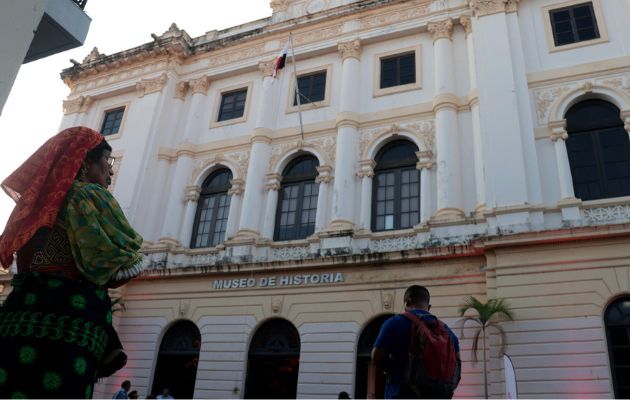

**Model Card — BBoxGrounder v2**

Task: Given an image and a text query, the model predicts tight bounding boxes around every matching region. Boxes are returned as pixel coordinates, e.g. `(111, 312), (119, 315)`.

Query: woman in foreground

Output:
(0, 126), (144, 398)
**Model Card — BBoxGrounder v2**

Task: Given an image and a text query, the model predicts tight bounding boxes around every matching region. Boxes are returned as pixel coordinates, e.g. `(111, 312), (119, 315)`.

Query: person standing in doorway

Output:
(157, 387), (174, 399)
(113, 380), (131, 399)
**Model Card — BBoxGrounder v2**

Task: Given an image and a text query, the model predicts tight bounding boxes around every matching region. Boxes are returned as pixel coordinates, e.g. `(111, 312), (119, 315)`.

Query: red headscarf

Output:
(0, 127), (104, 267)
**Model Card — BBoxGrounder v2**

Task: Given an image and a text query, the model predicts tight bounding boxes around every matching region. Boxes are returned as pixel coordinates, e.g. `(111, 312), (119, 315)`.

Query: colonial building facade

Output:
(15, 0), (630, 397)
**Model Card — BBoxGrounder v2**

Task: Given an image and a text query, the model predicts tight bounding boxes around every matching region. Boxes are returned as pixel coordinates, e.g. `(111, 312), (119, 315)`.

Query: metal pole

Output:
(289, 33), (305, 140)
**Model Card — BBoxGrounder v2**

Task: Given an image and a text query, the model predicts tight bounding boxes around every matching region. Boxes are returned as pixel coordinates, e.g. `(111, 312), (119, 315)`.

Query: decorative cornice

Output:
(228, 178), (245, 196)
(258, 60), (275, 77)
(174, 81), (189, 100)
(315, 165), (333, 184)
(357, 159), (376, 178)
(184, 185), (201, 202)
(428, 19), (454, 42)
(460, 15), (473, 36)
(468, 0), (517, 17)
(136, 73), (168, 98)
(62, 95), (93, 115)
(338, 39), (362, 61)
(189, 76), (210, 95)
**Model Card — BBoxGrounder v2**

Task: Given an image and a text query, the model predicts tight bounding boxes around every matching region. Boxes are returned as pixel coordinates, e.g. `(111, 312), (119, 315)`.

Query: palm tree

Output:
(458, 296), (514, 399)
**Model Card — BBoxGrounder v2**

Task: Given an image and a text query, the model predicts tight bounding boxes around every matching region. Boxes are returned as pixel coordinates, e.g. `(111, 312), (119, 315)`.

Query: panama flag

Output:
(272, 40), (289, 78)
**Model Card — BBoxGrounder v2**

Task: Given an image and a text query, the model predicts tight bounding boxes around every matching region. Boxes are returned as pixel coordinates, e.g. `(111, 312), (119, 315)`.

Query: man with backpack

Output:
(371, 285), (461, 399)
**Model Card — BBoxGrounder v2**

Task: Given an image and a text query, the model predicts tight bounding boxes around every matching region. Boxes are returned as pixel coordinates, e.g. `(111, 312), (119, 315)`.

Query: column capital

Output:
(550, 124), (568, 142)
(468, 0), (518, 17)
(258, 60), (276, 77)
(428, 18), (454, 42)
(315, 165), (333, 184)
(63, 95), (93, 115)
(357, 159), (376, 178)
(228, 178), (245, 196)
(460, 15), (473, 36)
(416, 150), (434, 170)
(264, 173), (282, 191)
(136, 73), (168, 98)
(338, 39), (362, 61)
(189, 76), (211, 95)
(184, 185), (201, 202)
(174, 81), (189, 100)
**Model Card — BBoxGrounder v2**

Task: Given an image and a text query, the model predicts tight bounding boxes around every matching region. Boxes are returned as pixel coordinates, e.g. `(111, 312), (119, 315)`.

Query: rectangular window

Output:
(549, 2), (599, 46)
(218, 89), (247, 122)
(380, 53), (415, 89)
(294, 71), (327, 106)
(100, 107), (125, 136)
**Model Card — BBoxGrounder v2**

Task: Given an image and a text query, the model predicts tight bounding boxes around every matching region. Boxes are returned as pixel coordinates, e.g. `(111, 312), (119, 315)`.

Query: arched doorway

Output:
(244, 319), (301, 399)
(151, 320), (201, 399)
(604, 297), (630, 398)
(355, 314), (394, 399)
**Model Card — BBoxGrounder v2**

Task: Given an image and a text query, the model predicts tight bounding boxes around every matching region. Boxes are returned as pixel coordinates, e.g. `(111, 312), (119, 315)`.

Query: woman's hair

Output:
(85, 139), (112, 163)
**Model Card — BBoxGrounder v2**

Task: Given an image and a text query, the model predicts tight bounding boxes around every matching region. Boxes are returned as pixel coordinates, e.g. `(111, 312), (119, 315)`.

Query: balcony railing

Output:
(72, 0), (87, 9)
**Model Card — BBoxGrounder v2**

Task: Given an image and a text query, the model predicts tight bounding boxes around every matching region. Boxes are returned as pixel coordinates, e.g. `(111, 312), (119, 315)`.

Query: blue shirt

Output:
(373, 310), (460, 399)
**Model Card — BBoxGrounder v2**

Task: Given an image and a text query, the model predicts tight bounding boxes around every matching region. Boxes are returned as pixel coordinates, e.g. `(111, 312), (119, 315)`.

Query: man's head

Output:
(404, 285), (431, 311)
(162, 388), (170, 396)
(122, 380), (131, 392)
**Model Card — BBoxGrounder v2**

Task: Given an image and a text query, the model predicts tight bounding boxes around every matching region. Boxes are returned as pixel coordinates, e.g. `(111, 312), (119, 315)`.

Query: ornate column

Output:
(461, 15), (486, 214)
(183, 76), (210, 142)
(428, 19), (464, 220)
(549, 122), (575, 200)
(235, 62), (278, 240)
(330, 40), (361, 231)
(315, 165), (333, 231)
(416, 151), (434, 225)
(357, 160), (376, 231)
(225, 179), (244, 239)
(261, 173), (282, 239)
(178, 185), (201, 247)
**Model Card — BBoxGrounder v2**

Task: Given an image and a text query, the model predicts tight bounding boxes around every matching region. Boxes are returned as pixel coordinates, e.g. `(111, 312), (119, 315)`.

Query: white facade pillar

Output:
(550, 124), (575, 200)
(428, 19), (464, 220)
(461, 15), (486, 213)
(315, 165), (332, 231)
(357, 160), (376, 231)
(261, 174), (282, 239)
(179, 186), (201, 247)
(416, 151), (434, 225)
(330, 40), (361, 231)
(225, 179), (244, 240)
(183, 76), (210, 142)
(235, 62), (279, 239)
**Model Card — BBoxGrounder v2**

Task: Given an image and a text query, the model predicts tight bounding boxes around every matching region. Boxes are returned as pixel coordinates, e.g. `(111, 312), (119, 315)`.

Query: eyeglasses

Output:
(107, 156), (116, 167)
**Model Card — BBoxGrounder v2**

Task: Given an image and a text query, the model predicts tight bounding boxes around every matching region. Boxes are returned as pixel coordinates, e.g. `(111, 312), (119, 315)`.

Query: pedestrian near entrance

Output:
(113, 380), (131, 399)
(371, 285), (461, 399)
(157, 387), (174, 399)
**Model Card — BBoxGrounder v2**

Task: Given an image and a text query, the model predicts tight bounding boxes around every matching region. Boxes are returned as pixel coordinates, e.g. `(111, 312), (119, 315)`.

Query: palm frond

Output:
(488, 323), (509, 356)
(454, 316), (481, 339)
(471, 328), (482, 364)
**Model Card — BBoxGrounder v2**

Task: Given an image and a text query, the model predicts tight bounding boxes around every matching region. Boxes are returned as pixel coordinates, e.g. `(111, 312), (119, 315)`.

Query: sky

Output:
(0, 0), (272, 231)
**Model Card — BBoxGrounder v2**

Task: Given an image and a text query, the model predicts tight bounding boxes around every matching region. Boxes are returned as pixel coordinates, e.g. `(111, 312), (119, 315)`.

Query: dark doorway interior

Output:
(151, 320), (201, 399)
(355, 314), (394, 399)
(244, 319), (301, 399)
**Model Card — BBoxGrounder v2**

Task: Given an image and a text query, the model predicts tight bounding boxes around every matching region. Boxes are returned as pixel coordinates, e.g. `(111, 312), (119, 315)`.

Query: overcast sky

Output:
(0, 0), (272, 231)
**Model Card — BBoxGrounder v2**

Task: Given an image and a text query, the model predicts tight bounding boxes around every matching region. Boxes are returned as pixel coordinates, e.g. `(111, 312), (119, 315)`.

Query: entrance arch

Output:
(355, 314), (394, 399)
(605, 297), (630, 398)
(244, 318), (301, 398)
(151, 320), (201, 399)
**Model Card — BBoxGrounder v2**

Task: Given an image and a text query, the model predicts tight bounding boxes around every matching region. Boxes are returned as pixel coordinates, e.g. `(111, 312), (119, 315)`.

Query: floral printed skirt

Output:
(0, 272), (112, 399)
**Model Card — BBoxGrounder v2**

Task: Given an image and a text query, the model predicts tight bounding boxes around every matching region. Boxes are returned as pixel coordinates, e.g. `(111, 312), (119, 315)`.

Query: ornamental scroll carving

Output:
(271, 246), (310, 260)
(62, 95), (93, 114)
(468, 0), (518, 17)
(338, 40), (361, 61)
(189, 76), (210, 95)
(360, 3), (431, 30)
(533, 73), (630, 125)
(292, 24), (343, 46)
(584, 205), (630, 225)
(428, 19), (454, 42)
(190, 150), (249, 185)
(207, 44), (265, 68)
(174, 81), (189, 100)
(460, 15), (473, 36)
(360, 120), (435, 159)
(136, 73), (168, 98)
(269, 136), (336, 173)
(370, 236), (418, 252)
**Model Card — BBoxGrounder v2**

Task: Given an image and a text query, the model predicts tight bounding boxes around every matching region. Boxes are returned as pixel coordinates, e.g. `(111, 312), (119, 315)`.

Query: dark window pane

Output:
(218, 89), (248, 121)
(550, 2), (599, 47)
(294, 71), (327, 105)
(191, 169), (233, 248)
(380, 53), (415, 89)
(100, 107), (125, 136)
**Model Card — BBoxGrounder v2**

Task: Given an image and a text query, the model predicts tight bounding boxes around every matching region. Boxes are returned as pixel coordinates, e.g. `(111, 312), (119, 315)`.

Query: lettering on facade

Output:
(212, 272), (344, 290)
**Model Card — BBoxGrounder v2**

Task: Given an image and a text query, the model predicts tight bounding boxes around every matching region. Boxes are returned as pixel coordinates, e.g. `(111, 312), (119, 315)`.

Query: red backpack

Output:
(402, 312), (460, 398)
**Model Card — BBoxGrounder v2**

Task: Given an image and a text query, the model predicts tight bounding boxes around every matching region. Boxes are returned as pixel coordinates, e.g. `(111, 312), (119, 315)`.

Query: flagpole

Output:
(289, 33), (305, 141)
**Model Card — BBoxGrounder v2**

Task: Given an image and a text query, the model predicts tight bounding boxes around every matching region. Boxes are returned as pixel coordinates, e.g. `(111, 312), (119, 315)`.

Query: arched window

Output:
(372, 140), (420, 231)
(244, 319), (301, 399)
(355, 314), (394, 399)
(191, 169), (232, 248)
(152, 320), (201, 399)
(275, 155), (319, 241)
(605, 297), (630, 398)
(565, 99), (630, 201)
